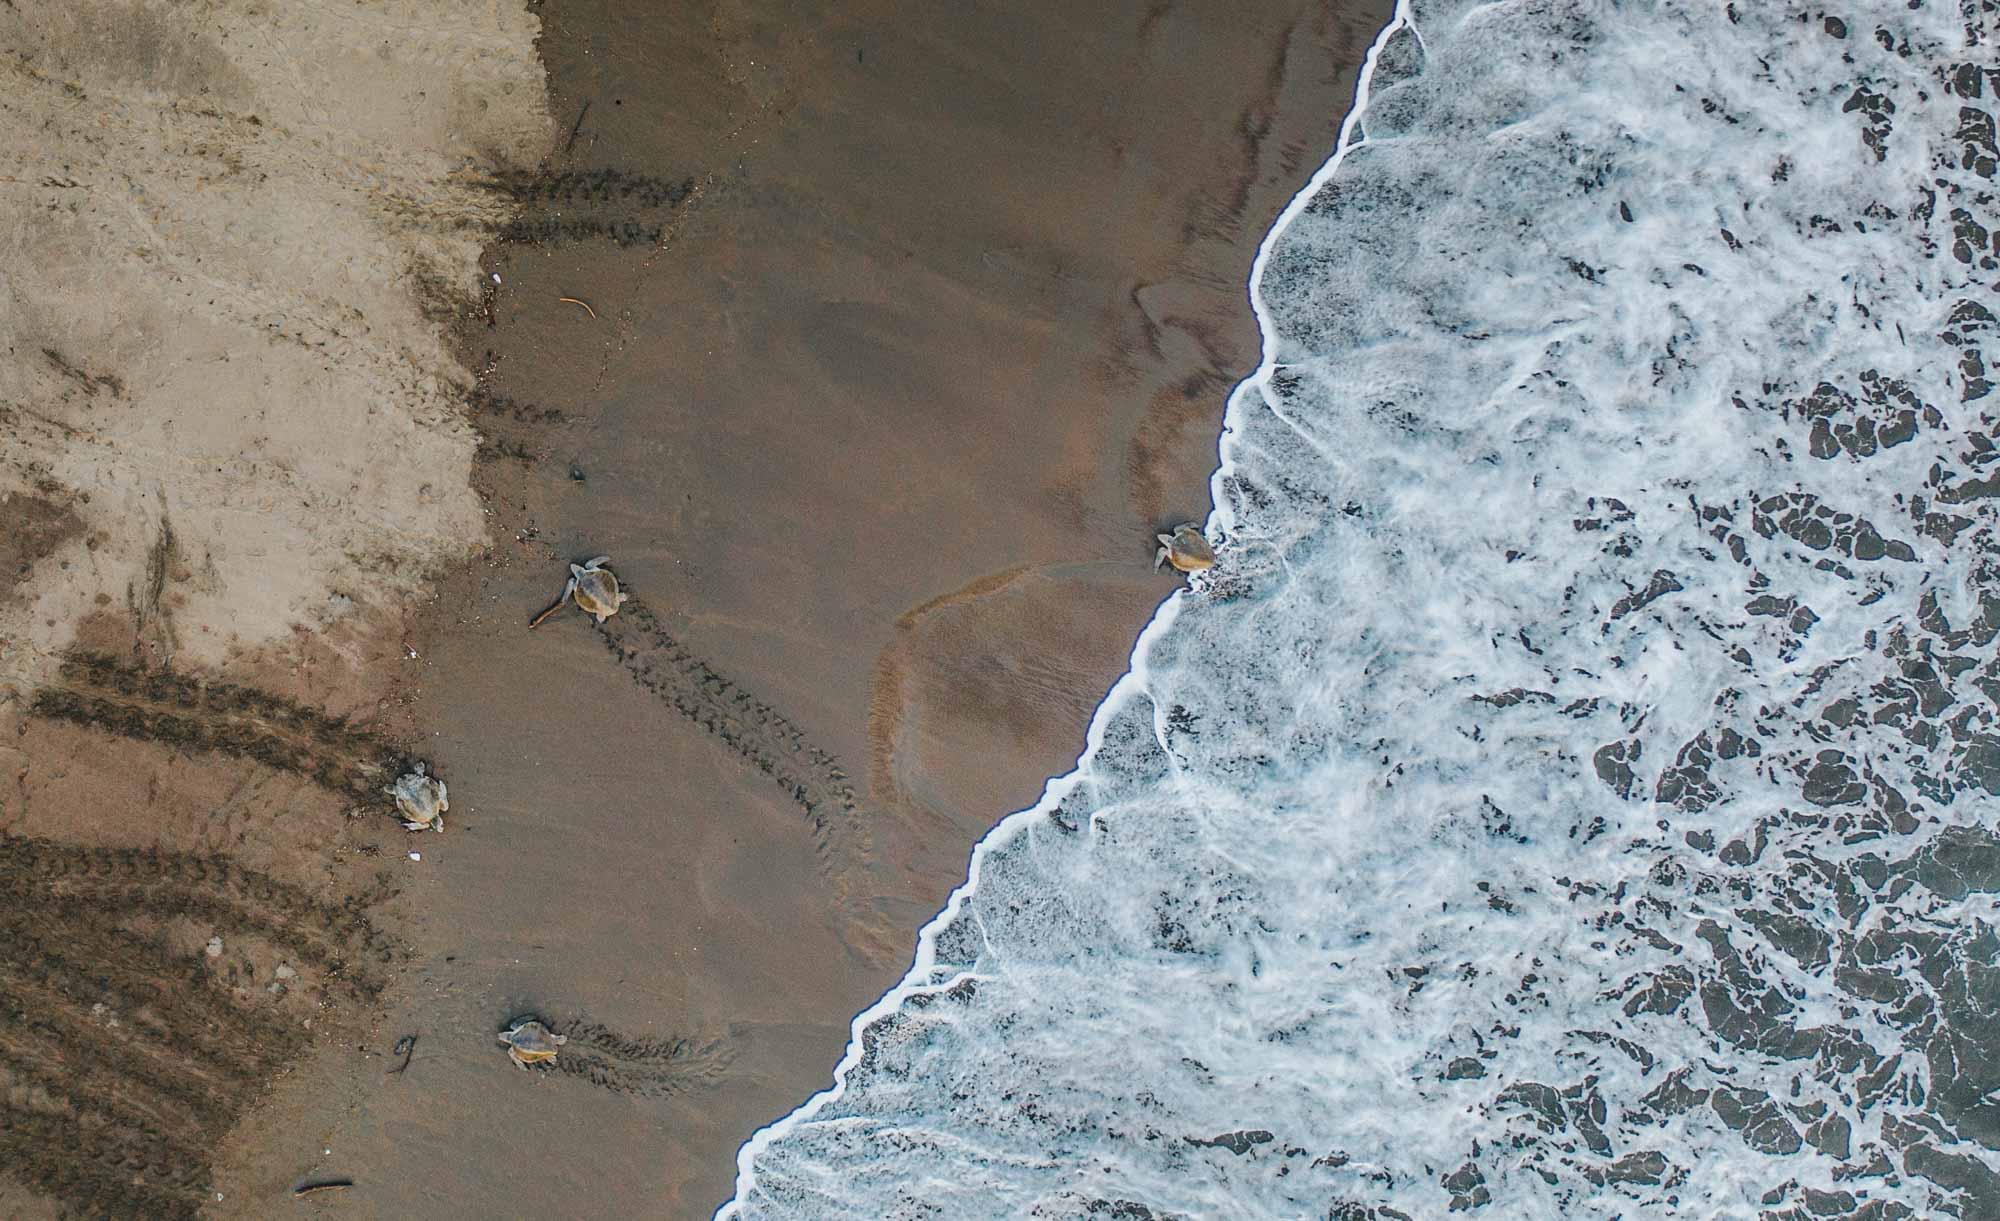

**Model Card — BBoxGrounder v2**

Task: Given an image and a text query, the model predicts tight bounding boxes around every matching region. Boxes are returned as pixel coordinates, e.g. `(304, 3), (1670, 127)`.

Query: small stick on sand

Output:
(293, 1180), (353, 1198)
(558, 296), (597, 319)
(527, 594), (568, 629)
(560, 100), (591, 158)
(386, 1034), (417, 1075)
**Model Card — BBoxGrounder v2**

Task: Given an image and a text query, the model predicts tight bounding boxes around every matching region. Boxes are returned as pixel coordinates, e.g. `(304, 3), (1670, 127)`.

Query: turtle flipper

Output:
(528, 578), (577, 629)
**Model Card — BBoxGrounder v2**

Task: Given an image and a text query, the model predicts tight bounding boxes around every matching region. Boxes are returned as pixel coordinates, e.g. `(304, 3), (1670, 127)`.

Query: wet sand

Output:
(4, 0), (1385, 1217)
(242, 3), (1391, 1215)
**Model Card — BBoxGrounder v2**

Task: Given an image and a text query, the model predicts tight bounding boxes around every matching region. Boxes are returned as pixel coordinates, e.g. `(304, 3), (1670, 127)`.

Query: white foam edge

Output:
(715, 6), (1414, 1214)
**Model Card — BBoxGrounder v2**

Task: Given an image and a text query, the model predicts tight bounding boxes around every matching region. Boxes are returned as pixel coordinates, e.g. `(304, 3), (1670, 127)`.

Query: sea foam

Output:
(725, 0), (2000, 1216)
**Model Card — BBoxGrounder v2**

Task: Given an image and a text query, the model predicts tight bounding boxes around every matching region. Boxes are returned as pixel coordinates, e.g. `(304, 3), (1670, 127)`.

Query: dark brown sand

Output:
(204, 2), (1388, 1217)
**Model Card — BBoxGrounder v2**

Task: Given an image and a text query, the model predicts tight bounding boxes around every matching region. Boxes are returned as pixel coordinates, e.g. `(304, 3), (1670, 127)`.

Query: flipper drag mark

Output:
(29, 653), (403, 806)
(599, 600), (872, 916)
(551, 1020), (738, 1098)
(0, 838), (394, 1217)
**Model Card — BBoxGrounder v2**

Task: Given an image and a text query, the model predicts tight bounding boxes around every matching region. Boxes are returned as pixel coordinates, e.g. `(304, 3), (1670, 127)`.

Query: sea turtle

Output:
(496, 1017), (567, 1070)
(530, 555), (630, 627)
(386, 762), (447, 833)
(1154, 523), (1216, 574)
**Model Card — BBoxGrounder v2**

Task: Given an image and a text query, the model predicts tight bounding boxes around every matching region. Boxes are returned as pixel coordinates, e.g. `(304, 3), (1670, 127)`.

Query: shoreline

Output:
(0, 2), (1392, 1216)
(721, 6), (1407, 1203)
(430, 4), (1393, 1211)
(325, 4), (1392, 1213)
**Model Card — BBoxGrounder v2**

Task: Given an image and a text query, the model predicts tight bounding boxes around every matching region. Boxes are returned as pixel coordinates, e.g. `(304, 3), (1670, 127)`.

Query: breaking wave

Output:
(725, 1), (2000, 1216)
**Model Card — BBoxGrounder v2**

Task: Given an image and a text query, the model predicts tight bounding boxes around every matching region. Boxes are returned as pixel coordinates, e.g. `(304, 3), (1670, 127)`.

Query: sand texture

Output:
(0, 1), (546, 1216)
(208, 2), (1387, 1217)
(1, 0), (1385, 1217)
(0, 0), (549, 688)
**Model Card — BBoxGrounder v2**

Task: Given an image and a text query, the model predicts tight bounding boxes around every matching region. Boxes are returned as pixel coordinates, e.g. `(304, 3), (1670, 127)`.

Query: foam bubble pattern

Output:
(725, 0), (2000, 1215)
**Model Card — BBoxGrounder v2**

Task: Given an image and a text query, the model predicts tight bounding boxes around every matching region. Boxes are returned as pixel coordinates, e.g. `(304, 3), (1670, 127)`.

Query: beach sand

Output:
(3, 1), (1385, 1216)
(0, 3), (543, 1216)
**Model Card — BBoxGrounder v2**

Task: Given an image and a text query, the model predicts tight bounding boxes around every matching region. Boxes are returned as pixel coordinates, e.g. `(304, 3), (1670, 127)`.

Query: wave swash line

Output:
(723, 1), (2000, 1217)
(716, 7), (1415, 1217)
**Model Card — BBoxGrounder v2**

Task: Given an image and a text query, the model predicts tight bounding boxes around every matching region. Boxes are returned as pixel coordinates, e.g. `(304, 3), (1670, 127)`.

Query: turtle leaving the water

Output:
(1154, 523), (1216, 574)
(386, 762), (447, 833)
(497, 1017), (567, 1070)
(530, 555), (630, 627)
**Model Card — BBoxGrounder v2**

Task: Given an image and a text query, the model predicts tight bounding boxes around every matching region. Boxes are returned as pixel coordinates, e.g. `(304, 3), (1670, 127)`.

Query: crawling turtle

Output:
(497, 1017), (567, 1070)
(386, 762), (447, 833)
(529, 555), (630, 628)
(1154, 523), (1215, 574)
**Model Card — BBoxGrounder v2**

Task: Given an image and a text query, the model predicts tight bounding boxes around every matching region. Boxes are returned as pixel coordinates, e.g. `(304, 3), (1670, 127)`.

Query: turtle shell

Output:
(388, 768), (447, 824)
(1165, 525), (1216, 572)
(499, 1020), (566, 1061)
(572, 568), (623, 618)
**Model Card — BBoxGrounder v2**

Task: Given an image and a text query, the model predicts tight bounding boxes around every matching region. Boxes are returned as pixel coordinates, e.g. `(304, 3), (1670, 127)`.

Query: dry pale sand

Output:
(2, 0), (1386, 1217)
(0, 0), (548, 689)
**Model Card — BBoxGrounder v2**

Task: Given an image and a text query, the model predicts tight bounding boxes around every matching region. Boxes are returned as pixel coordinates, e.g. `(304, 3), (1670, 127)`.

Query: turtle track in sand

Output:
(28, 652), (404, 806)
(472, 166), (699, 249)
(0, 838), (397, 998)
(599, 600), (872, 916)
(0, 838), (394, 1217)
(550, 1020), (738, 1099)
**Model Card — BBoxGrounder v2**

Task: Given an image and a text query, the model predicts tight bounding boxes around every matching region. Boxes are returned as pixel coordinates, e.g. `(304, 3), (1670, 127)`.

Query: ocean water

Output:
(724, 1), (2000, 1217)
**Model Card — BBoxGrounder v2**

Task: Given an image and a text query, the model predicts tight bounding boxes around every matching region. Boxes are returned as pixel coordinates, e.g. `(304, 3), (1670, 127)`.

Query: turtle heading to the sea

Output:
(386, 762), (447, 833)
(497, 1017), (567, 1070)
(529, 555), (630, 628)
(1155, 523), (1215, 574)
